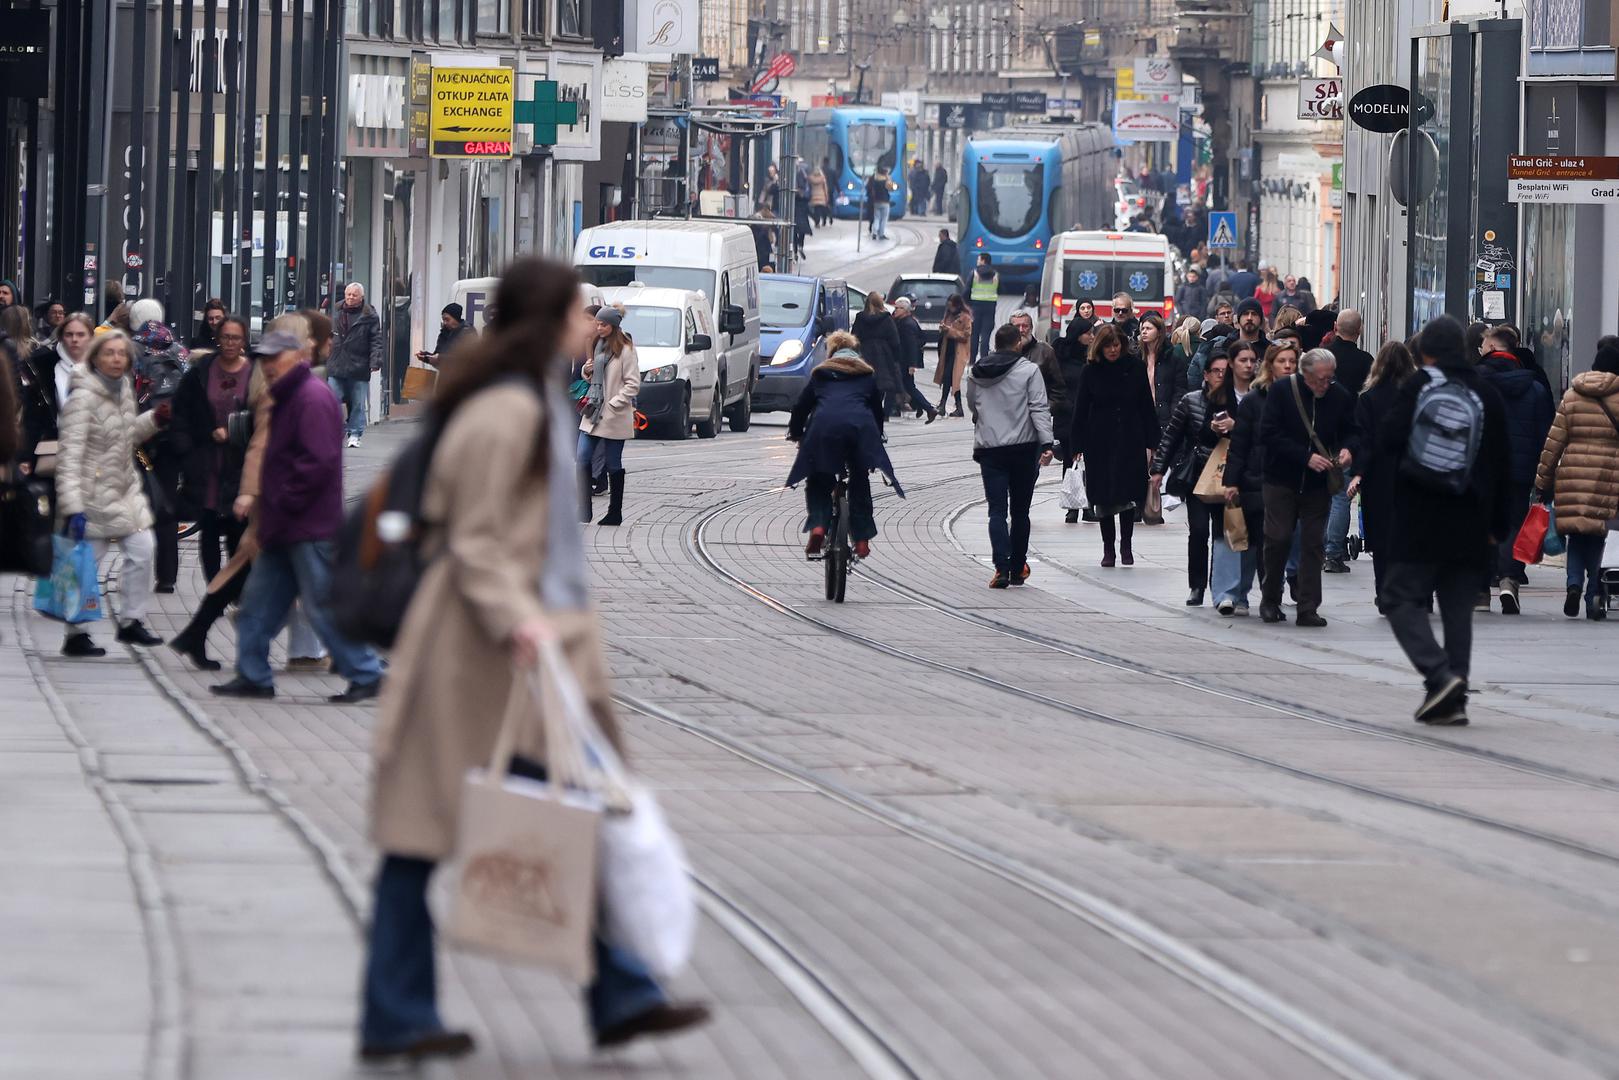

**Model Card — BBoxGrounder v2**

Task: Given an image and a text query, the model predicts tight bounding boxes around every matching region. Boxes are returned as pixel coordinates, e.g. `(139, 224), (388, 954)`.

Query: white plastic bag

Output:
(540, 642), (697, 980)
(1059, 467), (1088, 510)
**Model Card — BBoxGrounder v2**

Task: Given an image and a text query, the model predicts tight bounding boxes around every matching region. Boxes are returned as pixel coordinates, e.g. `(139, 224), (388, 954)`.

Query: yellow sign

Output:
(429, 66), (514, 159)
(1115, 67), (1142, 103)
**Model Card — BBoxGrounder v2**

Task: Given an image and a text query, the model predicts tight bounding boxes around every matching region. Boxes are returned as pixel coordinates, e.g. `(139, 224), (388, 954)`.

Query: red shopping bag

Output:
(1512, 504), (1550, 566)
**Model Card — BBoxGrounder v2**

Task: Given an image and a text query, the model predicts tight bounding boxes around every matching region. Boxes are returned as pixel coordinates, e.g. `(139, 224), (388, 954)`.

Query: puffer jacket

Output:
(1153, 387), (1219, 498)
(1535, 370), (1619, 535)
(1479, 353), (1554, 487)
(55, 365), (163, 538)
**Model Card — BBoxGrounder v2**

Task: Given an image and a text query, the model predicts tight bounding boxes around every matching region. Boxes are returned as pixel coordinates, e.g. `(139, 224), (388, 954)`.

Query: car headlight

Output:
(771, 339), (804, 366)
(642, 364), (678, 384)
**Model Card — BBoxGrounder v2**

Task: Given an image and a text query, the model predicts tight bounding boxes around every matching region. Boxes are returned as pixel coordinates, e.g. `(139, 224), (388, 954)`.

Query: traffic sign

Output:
(430, 67), (514, 158)
(1208, 211), (1239, 250)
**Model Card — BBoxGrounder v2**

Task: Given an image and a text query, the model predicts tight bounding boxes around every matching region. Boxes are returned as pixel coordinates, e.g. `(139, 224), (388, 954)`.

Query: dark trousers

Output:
(970, 300), (998, 361)
(153, 454), (183, 588)
(901, 369), (933, 415)
(979, 449), (1041, 572)
(197, 510), (245, 585)
(1493, 487), (1532, 585)
(1185, 497), (1220, 591)
(1261, 483), (1330, 615)
(1384, 561), (1479, 692)
(805, 469), (876, 541)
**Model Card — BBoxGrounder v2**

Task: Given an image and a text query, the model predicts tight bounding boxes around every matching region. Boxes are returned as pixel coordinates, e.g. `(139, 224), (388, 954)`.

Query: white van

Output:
(574, 220), (759, 432)
(599, 285), (721, 439)
(1039, 231), (1176, 338)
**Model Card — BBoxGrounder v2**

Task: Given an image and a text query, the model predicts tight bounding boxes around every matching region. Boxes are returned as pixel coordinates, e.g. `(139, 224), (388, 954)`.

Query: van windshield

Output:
(760, 278), (815, 327)
(579, 264), (717, 298)
(619, 306), (684, 349)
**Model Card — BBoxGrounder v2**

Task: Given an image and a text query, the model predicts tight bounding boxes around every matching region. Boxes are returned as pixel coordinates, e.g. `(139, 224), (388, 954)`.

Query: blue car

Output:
(754, 274), (851, 413)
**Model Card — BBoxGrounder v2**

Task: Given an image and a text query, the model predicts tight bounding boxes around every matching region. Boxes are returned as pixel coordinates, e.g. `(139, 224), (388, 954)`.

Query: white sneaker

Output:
(347, 435), (361, 449)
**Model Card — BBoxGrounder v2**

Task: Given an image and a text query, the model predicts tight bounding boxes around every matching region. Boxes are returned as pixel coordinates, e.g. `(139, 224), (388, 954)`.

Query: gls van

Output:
(574, 221), (761, 432)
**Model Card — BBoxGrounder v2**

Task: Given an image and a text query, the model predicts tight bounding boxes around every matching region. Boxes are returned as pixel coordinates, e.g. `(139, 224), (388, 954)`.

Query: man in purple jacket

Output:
(212, 330), (383, 702)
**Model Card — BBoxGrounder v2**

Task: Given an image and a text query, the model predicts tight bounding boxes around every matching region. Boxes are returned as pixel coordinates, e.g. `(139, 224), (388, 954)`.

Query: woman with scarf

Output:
(16, 314), (96, 477)
(577, 305), (640, 526)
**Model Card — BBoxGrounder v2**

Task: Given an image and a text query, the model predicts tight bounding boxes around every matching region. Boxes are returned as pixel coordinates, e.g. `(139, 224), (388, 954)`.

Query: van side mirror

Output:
(686, 333), (712, 353)
(816, 314), (835, 335)
(721, 305), (746, 335)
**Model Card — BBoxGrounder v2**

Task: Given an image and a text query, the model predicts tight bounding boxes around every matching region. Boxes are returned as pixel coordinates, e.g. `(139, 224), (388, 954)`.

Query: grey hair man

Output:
(1324, 309), (1376, 574)
(328, 281), (382, 448)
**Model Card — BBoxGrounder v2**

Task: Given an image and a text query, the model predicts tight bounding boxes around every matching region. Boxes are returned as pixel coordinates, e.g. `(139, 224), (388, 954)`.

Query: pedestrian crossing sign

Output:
(1208, 211), (1239, 250)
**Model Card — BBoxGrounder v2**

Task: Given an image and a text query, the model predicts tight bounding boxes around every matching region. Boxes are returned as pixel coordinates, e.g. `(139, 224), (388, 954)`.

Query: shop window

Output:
(1409, 32), (1454, 329)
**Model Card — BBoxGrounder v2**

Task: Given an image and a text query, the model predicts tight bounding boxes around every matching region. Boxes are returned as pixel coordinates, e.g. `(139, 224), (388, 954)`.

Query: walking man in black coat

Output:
(932, 230), (960, 275)
(1379, 316), (1512, 726)
(1324, 309), (1375, 573)
(931, 163), (948, 215)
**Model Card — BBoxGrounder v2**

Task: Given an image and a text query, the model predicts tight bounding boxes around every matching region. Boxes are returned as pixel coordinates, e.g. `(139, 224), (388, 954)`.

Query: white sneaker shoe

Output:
(347, 435), (361, 449)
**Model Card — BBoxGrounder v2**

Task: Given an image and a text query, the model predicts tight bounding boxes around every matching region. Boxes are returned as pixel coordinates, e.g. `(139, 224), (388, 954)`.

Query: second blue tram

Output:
(800, 107), (908, 222)
(955, 124), (1114, 287)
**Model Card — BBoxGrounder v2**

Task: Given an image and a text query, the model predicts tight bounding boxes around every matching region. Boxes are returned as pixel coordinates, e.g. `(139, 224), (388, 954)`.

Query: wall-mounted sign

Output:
(628, 0), (699, 59)
(517, 53), (601, 161)
(692, 57), (720, 81)
(429, 66), (514, 158)
(349, 73), (406, 130)
(1298, 77), (1342, 120)
(1348, 84), (1409, 133)
(1113, 99), (1180, 141)
(1134, 58), (1180, 91)
(0, 9), (50, 97)
(601, 59), (649, 123)
(1507, 155), (1619, 203)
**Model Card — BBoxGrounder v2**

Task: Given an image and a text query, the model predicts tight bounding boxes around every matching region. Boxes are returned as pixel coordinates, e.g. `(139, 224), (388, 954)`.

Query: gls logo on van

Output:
(587, 244), (638, 259)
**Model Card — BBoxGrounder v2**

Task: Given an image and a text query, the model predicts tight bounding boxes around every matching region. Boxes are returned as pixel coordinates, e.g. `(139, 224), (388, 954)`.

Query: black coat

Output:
(432, 322), (477, 361)
(1154, 388), (1220, 498)
(752, 224), (774, 269)
(1144, 345), (1188, 434)
(1260, 375), (1360, 492)
(852, 310), (902, 393)
(330, 302), (383, 380)
(932, 239), (960, 274)
(932, 166), (948, 194)
(1068, 356), (1160, 511)
(170, 353), (251, 514)
(1328, 338), (1374, 397)
(894, 313), (926, 370)
(1019, 338), (1068, 426)
(785, 355), (901, 494)
(1353, 378), (1404, 556)
(1224, 388), (1269, 516)
(1378, 364), (1512, 567)
(1479, 352), (1555, 487)
(16, 343), (62, 462)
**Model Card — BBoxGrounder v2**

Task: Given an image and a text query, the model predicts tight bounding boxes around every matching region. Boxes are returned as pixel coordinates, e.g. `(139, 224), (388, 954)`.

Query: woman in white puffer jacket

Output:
(54, 331), (170, 657)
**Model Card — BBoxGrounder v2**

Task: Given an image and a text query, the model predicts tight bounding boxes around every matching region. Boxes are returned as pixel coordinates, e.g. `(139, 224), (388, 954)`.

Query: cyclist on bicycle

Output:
(786, 331), (904, 559)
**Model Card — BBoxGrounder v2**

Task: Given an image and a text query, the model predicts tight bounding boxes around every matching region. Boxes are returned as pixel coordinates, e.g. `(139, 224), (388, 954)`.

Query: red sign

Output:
(766, 53), (796, 79)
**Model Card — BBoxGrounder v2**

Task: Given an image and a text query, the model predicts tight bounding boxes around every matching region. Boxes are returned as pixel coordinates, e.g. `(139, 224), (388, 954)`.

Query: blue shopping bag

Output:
(1545, 508), (1567, 557)
(32, 536), (103, 624)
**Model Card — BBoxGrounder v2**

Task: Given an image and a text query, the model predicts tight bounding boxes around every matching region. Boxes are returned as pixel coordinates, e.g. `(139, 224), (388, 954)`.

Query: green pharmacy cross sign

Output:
(517, 80), (580, 146)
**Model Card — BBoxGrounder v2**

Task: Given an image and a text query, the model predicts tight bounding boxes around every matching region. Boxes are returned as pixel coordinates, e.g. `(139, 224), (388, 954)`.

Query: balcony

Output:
(1170, 0), (1253, 63)
(1526, 0), (1619, 77)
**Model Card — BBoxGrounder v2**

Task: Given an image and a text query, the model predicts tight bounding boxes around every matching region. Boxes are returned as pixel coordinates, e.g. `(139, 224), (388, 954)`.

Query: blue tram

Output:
(799, 107), (908, 221)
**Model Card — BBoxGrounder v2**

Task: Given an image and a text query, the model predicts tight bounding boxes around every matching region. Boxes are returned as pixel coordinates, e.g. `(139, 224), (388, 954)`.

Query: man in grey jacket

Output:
(965, 322), (1055, 589)
(329, 282), (383, 448)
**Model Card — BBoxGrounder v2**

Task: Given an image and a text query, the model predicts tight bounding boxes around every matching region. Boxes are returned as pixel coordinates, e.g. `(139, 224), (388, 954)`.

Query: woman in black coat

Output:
(1153, 351), (1234, 604)
(169, 315), (252, 586)
(1350, 341), (1417, 611)
(1223, 341), (1300, 597)
(1069, 324), (1160, 566)
(851, 291), (904, 418)
(1139, 313), (1187, 440)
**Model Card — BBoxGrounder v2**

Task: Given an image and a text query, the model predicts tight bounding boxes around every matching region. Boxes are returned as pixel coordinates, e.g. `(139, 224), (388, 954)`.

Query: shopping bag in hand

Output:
(1223, 503), (1249, 553)
(1544, 508), (1567, 557)
(1059, 467), (1088, 511)
(33, 536), (103, 624)
(1142, 484), (1165, 526)
(1512, 504), (1550, 566)
(540, 641), (697, 980)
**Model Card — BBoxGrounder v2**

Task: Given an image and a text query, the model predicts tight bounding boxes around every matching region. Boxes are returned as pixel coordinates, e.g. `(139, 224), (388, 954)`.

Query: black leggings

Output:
(1098, 512), (1135, 551)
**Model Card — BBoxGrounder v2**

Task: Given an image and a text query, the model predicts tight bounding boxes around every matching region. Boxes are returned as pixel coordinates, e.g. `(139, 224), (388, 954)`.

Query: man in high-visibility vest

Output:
(969, 254), (999, 364)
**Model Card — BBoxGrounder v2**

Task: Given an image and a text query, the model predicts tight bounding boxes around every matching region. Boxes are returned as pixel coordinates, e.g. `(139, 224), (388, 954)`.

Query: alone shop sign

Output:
(430, 66), (514, 158)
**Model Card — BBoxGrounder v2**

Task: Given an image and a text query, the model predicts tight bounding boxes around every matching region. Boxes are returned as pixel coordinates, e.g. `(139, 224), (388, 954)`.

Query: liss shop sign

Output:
(1507, 155), (1619, 203)
(430, 67), (514, 158)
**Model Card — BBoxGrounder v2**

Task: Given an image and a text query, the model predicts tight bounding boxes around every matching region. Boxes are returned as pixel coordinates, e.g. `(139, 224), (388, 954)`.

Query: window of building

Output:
(1409, 32), (1454, 329)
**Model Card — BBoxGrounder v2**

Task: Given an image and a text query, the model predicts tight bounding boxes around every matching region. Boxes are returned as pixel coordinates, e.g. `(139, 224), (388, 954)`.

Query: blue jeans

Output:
(979, 449), (1041, 573)
(970, 300), (998, 362)
(1566, 532), (1607, 601)
(361, 855), (667, 1048)
(234, 540), (383, 688)
(329, 376), (369, 438)
(576, 431), (625, 472)
(1325, 491), (1351, 560)
(1211, 536), (1257, 606)
(872, 202), (891, 238)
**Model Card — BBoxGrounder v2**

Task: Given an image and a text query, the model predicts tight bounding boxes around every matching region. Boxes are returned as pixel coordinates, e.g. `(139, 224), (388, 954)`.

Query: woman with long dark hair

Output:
(1350, 341), (1418, 610)
(1222, 342), (1300, 613)
(172, 315), (252, 586)
(1153, 351), (1233, 605)
(1139, 312), (1186, 442)
(361, 259), (708, 1064)
(1068, 324), (1160, 566)
(851, 289), (903, 417)
(934, 293), (972, 417)
(577, 305), (641, 526)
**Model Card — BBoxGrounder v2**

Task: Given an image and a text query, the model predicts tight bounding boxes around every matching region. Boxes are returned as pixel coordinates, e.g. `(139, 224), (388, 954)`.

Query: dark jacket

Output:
(1175, 280), (1209, 318)
(1328, 337), (1374, 397)
(752, 223), (774, 269)
(1479, 351), (1555, 487)
(1205, 287), (1238, 318)
(895, 313), (927, 370)
(865, 174), (892, 207)
(1379, 364), (1512, 566)
(1224, 387), (1269, 513)
(431, 322), (476, 362)
(1228, 269), (1259, 300)
(16, 343), (62, 462)
(170, 353), (252, 514)
(1068, 355), (1160, 511)
(330, 302), (383, 381)
(1153, 387), (1220, 498)
(0, 336), (17, 465)
(1260, 374), (1360, 492)
(784, 353), (901, 493)
(932, 239), (960, 274)
(1019, 337), (1068, 424)
(1144, 346), (1188, 434)
(909, 166), (930, 201)
(851, 310), (902, 394)
(257, 361), (345, 547)
(932, 165), (948, 195)
(1353, 377), (1405, 555)
(1276, 287), (1316, 314)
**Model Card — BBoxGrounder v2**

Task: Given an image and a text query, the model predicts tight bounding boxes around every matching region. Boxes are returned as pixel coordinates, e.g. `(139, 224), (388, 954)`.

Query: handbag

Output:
(30, 438), (58, 478)
(1143, 483), (1165, 525)
(443, 665), (603, 982)
(1512, 504), (1550, 566)
(135, 449), (174, 519)
(1289, 376), (1345, 495)
(32, 535), (103, 624)
(1194, 439), (1231, 504)
(1223, 502), (1249, 552)
(1059, 466), (1088, 511)
(0, 476), (55, 576)
(401, 365), (438, 401)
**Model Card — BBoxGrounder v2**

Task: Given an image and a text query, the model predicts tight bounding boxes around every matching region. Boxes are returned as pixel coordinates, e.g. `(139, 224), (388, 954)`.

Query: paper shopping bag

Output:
(1512, 504), (1550, 566)
(1195, 440), (1231, 504)
(401, 365), (438, 401)
(1223, 503), (1249, 553)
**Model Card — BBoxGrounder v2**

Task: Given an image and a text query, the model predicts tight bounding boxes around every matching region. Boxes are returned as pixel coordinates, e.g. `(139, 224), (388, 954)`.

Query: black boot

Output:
(169, 625), (222, 671)
(598, 470), (626, 527)
(578, 465), (594, 523)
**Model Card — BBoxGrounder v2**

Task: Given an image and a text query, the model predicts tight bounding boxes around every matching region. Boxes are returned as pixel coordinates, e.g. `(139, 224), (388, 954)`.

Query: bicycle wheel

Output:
(830, 490), (851, 604)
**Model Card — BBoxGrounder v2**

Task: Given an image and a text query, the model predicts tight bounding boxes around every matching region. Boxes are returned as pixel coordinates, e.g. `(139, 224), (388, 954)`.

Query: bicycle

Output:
(811, 469), (859, 604)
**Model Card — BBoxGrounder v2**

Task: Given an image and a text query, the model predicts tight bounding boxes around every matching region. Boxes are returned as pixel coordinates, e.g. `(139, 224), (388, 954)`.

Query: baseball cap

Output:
(251, 329), (304, 357)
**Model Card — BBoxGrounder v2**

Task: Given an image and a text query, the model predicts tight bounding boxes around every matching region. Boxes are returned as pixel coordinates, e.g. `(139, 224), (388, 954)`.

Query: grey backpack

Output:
(1401, 369), (1484, 495)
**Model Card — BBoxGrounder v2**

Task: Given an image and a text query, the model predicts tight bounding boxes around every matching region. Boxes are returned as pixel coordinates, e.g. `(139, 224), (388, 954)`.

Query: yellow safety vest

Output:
(970, 273), (998, 302)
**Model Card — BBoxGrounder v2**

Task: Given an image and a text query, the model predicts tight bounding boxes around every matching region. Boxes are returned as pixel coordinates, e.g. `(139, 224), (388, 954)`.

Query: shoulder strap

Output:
(1288, 375), (1333, 458)
(1594, 394), (1619, 440)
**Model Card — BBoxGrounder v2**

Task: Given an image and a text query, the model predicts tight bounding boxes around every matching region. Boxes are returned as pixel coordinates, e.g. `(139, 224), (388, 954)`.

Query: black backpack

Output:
(1400, 369), (1485, 495)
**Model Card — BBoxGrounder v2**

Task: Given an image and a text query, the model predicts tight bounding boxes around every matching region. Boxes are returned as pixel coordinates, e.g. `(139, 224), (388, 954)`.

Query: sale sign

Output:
(1298, 77), (1343, 121)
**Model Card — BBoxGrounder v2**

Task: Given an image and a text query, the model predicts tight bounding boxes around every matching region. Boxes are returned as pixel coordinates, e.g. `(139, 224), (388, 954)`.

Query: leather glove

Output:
(154, 401), (173, 425)
(68, 514), (87, 541)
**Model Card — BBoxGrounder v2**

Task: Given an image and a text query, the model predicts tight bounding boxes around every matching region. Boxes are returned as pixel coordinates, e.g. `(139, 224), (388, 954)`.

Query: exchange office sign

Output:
(1507, 155), (1619, 203)
(430, 66), (514, 158)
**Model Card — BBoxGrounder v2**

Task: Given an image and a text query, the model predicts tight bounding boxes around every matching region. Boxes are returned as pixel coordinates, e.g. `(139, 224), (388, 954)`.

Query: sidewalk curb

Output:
(9, 586), (185, 1080)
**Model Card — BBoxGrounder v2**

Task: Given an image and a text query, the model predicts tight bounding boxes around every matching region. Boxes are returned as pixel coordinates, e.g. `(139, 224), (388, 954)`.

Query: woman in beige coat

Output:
(360, 259), (707, 1065)
(933, 293), (972, 417)
(1535, 348), (1619, 619)
(54, 331), (169, 656)
(576, 305), (641, 526)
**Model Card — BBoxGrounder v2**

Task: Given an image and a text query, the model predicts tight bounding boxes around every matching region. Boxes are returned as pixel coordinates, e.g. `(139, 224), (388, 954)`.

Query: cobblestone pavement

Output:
(10, 228), (1619, 1078)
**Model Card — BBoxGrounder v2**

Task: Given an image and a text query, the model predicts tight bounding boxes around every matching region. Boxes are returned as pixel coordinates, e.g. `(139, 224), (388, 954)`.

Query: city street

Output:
(7, 218), (1619, 1080)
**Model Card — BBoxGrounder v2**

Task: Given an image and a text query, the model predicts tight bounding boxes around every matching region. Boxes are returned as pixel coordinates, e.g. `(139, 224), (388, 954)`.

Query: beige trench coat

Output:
(1536, 370), (1619, 535)
(933, 311), (972, 395)
(370, 383), (624, 861)
(579, 342), (642, 442)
